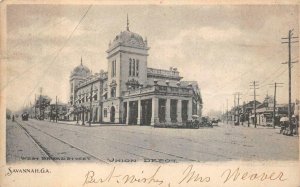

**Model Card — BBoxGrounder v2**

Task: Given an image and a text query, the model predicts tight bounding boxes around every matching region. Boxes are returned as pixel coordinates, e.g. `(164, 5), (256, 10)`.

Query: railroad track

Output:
(38, 120), (238, 161)
(15, 120), (55, 163)
(24, 119), (237, 162)
(29, 120), (199, 162)
(17, 120), (108, 164)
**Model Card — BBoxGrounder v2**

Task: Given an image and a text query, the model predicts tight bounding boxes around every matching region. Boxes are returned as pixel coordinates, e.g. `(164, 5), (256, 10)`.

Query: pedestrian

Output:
(12, 115), (15, 122)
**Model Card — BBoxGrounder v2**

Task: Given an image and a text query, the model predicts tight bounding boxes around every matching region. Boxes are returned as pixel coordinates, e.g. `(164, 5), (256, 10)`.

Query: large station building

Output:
(68, 19), (203, 126)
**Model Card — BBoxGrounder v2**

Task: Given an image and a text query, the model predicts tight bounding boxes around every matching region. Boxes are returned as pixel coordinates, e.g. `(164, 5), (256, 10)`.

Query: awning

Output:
(192, 115), (199, 119)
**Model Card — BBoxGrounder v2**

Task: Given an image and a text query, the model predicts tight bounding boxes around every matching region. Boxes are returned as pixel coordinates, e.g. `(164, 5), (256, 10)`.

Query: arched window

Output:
(114, 60), (116, 76)
(129, 58), (132, 76)
(111, 60), (116, 77)
(104, 108), (107, 117)
(133, 59), (136, 76)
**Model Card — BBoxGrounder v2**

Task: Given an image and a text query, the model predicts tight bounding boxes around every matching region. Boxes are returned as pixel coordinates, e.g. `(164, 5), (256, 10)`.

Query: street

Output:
(6, 119), (299, 163)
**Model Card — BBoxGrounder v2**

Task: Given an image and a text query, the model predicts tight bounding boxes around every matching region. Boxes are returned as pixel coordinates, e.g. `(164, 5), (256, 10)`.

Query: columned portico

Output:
(126, 101), (130, 124)
(137, 99), (141, 125)
(177, 100), (182, 123)
(165, 98), (171, 123)
(151, 97), (159, 126)
(188, 98), (193, 120)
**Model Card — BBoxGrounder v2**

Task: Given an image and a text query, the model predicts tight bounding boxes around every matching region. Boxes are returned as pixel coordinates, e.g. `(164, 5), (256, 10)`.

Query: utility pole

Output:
(34, 94), (36, 119)
(233, 93), (236, 123)
(89, 83), (93, 127)
(269, 82), (284, 128)
(250, 81), (259, 128)
(236, 92), (242, 125)
(281, 29), (298, 135)
(39, 87), (42, 120)
(226, 99), (228, 124)
(55, 96), (58, 123)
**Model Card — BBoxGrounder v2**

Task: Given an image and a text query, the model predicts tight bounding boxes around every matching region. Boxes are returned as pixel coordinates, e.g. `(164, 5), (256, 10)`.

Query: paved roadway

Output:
(6, 119), (299, 163)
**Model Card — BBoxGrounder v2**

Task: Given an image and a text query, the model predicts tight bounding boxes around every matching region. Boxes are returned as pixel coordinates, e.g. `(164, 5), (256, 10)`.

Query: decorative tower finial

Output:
(81, 56), (83, 65)
(126, 14), (129, 31)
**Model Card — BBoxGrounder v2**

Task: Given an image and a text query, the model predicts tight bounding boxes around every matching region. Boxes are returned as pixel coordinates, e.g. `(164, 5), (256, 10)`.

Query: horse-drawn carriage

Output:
(185, 115), (213, 128)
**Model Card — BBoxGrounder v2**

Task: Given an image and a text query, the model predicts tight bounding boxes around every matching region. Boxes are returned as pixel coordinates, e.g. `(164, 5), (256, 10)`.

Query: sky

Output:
(3, 4), (299, 114)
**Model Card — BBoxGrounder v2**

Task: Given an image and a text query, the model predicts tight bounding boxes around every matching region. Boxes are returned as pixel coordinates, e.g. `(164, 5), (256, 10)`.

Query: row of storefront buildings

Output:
(65, 20), (203, 126)
(226, 95), (299, 126)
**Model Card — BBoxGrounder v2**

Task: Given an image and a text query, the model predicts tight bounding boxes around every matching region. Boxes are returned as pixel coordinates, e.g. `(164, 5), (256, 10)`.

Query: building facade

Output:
(68, 20), (203, 126)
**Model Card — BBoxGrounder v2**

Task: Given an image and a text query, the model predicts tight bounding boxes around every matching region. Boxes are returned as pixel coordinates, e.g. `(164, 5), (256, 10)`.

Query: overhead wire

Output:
(22, 5), (93, 108)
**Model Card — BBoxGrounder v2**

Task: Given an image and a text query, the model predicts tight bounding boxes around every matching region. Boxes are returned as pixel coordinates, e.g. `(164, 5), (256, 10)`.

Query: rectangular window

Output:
(111, 61), (113, 77)
(136, 60), (139, 76)
(129, 59), (132, 76)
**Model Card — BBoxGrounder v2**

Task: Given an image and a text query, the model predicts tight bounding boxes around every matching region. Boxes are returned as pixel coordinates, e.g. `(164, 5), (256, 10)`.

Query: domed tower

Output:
(69, 57), (91, 105)
(106, 15), (149, 99)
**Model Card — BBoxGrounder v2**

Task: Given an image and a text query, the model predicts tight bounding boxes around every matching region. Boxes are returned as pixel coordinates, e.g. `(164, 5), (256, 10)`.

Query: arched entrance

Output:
(110, 106), (115, 123)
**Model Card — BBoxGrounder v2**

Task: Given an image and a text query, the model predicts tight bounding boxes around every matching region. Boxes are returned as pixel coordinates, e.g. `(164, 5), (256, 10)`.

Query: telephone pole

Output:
(250, 81), (259, 128)
(269, 82), (284, 128)
(236, 92), (241, 125)
(222, 103), (224, 122)
(34, 94), (37, 119)
(281, 29), (298, 135)
(39, 87), (42, 120)
(226, 99), (228, 124)
(55, 96), (58, 123)
(233, 93), (236, 123)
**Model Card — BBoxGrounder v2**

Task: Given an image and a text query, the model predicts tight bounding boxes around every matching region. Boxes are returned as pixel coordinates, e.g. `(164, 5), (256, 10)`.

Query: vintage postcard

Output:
(0, 0), (299, 187)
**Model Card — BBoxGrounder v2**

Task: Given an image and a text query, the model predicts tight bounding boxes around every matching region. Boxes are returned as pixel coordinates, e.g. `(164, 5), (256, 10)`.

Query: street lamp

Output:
(73, 104), (79, 125)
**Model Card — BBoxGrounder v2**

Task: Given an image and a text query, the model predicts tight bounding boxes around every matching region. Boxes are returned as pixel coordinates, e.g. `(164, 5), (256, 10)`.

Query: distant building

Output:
(254, 95), (293, 126)
(240, 100), (261, 123)
(67, 18), (203, 126)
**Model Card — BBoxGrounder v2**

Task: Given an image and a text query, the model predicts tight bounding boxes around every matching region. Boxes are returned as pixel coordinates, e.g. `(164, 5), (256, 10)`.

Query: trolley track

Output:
(37, 120), (238, 161)
(15, 120), (55, 163)
(27, 120), (174, 161)
(17, 120), (108, 163)
(29, 120), (205, 162)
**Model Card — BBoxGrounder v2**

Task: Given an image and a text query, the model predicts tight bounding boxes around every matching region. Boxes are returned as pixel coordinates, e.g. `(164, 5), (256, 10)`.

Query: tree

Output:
(35, 95), (52, 119)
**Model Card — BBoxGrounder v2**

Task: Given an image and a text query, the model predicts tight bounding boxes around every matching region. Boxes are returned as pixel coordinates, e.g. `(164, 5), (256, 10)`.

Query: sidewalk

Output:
(222, 121), (299, 136)
(222, 121), (281, 129)
(54, 120), (126, 127)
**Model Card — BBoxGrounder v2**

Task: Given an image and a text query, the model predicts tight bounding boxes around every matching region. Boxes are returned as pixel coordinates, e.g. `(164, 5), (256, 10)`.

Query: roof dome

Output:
(108, 15), (148, 51)
(110, 30), (147, 49)
(71, 59), (91, 77)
